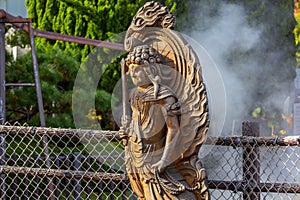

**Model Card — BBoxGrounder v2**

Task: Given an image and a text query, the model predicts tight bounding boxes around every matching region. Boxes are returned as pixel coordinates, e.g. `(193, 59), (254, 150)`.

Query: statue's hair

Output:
(125, 45), (162, 66)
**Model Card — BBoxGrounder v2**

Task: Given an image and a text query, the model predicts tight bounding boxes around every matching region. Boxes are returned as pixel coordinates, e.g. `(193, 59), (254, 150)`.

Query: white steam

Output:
(184, 2), (293, 135)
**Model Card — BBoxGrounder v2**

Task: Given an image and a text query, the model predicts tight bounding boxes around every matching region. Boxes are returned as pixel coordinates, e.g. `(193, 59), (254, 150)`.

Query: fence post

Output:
(0, 22), (6, 200)
(0, 17), (5, 125)
(242, 121), (260, 200)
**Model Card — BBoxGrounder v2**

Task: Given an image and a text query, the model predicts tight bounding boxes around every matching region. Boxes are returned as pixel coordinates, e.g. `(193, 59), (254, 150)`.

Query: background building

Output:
(0, 0), (27, 17)
(0, 0), (28, 59)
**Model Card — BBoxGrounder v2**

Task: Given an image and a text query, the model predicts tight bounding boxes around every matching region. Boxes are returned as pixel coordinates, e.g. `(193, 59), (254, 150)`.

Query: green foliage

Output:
(251, 107), (261, 118)
(6, 47), (80, 128)
(6, 30), (30, 48)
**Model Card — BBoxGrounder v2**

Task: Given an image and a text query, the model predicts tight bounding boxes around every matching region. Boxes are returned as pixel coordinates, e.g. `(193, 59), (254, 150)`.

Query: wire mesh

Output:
(203, 136), (300, 200)
(0, 123), (135, 200)
(0, 123), (299, 200)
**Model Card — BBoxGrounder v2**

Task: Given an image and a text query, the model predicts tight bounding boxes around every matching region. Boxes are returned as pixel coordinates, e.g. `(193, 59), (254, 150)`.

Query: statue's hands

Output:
(119, 126), (130, 146)
(119, 126), (129, 140)
(152, 160), (167, 174)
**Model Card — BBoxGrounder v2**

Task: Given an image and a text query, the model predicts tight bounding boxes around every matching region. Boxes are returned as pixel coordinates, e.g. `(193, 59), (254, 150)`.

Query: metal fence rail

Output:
(0, 123), (299, 200)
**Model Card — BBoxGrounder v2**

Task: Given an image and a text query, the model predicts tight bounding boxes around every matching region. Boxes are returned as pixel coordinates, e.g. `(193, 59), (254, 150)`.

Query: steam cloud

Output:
(184, 2), (295, 135)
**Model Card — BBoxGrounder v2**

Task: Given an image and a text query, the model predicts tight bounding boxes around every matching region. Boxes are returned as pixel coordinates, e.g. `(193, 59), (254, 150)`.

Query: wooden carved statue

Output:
(120, 1), (210, 199)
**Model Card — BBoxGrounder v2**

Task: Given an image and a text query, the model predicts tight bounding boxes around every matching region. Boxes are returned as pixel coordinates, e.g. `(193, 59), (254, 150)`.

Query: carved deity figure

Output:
(120, 1), (210, 200)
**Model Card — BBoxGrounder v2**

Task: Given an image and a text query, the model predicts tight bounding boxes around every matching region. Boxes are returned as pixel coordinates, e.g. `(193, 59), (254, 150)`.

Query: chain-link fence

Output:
(0, 122), (299, 200)
(204, 136), (300, 200)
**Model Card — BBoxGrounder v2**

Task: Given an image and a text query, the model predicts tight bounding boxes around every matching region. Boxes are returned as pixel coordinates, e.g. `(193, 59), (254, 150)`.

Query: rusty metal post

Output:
(0, 21), (5, 124)
(0, 21), (6, 200)
(28, 23), (54, 199)
(28, 21), (45, 127)
(242, 121), (261, 200)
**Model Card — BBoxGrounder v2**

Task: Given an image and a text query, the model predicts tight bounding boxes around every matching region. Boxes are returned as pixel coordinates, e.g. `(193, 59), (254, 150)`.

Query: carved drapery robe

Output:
(125, 85), (209, 200)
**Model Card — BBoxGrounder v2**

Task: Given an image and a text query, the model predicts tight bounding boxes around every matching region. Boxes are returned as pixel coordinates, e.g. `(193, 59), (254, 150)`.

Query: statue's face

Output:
(129, 64), (151, 87)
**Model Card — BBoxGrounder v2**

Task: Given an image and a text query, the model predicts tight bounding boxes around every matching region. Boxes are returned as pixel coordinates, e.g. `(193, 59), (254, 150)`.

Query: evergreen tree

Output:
(6, 46), (80, 128)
